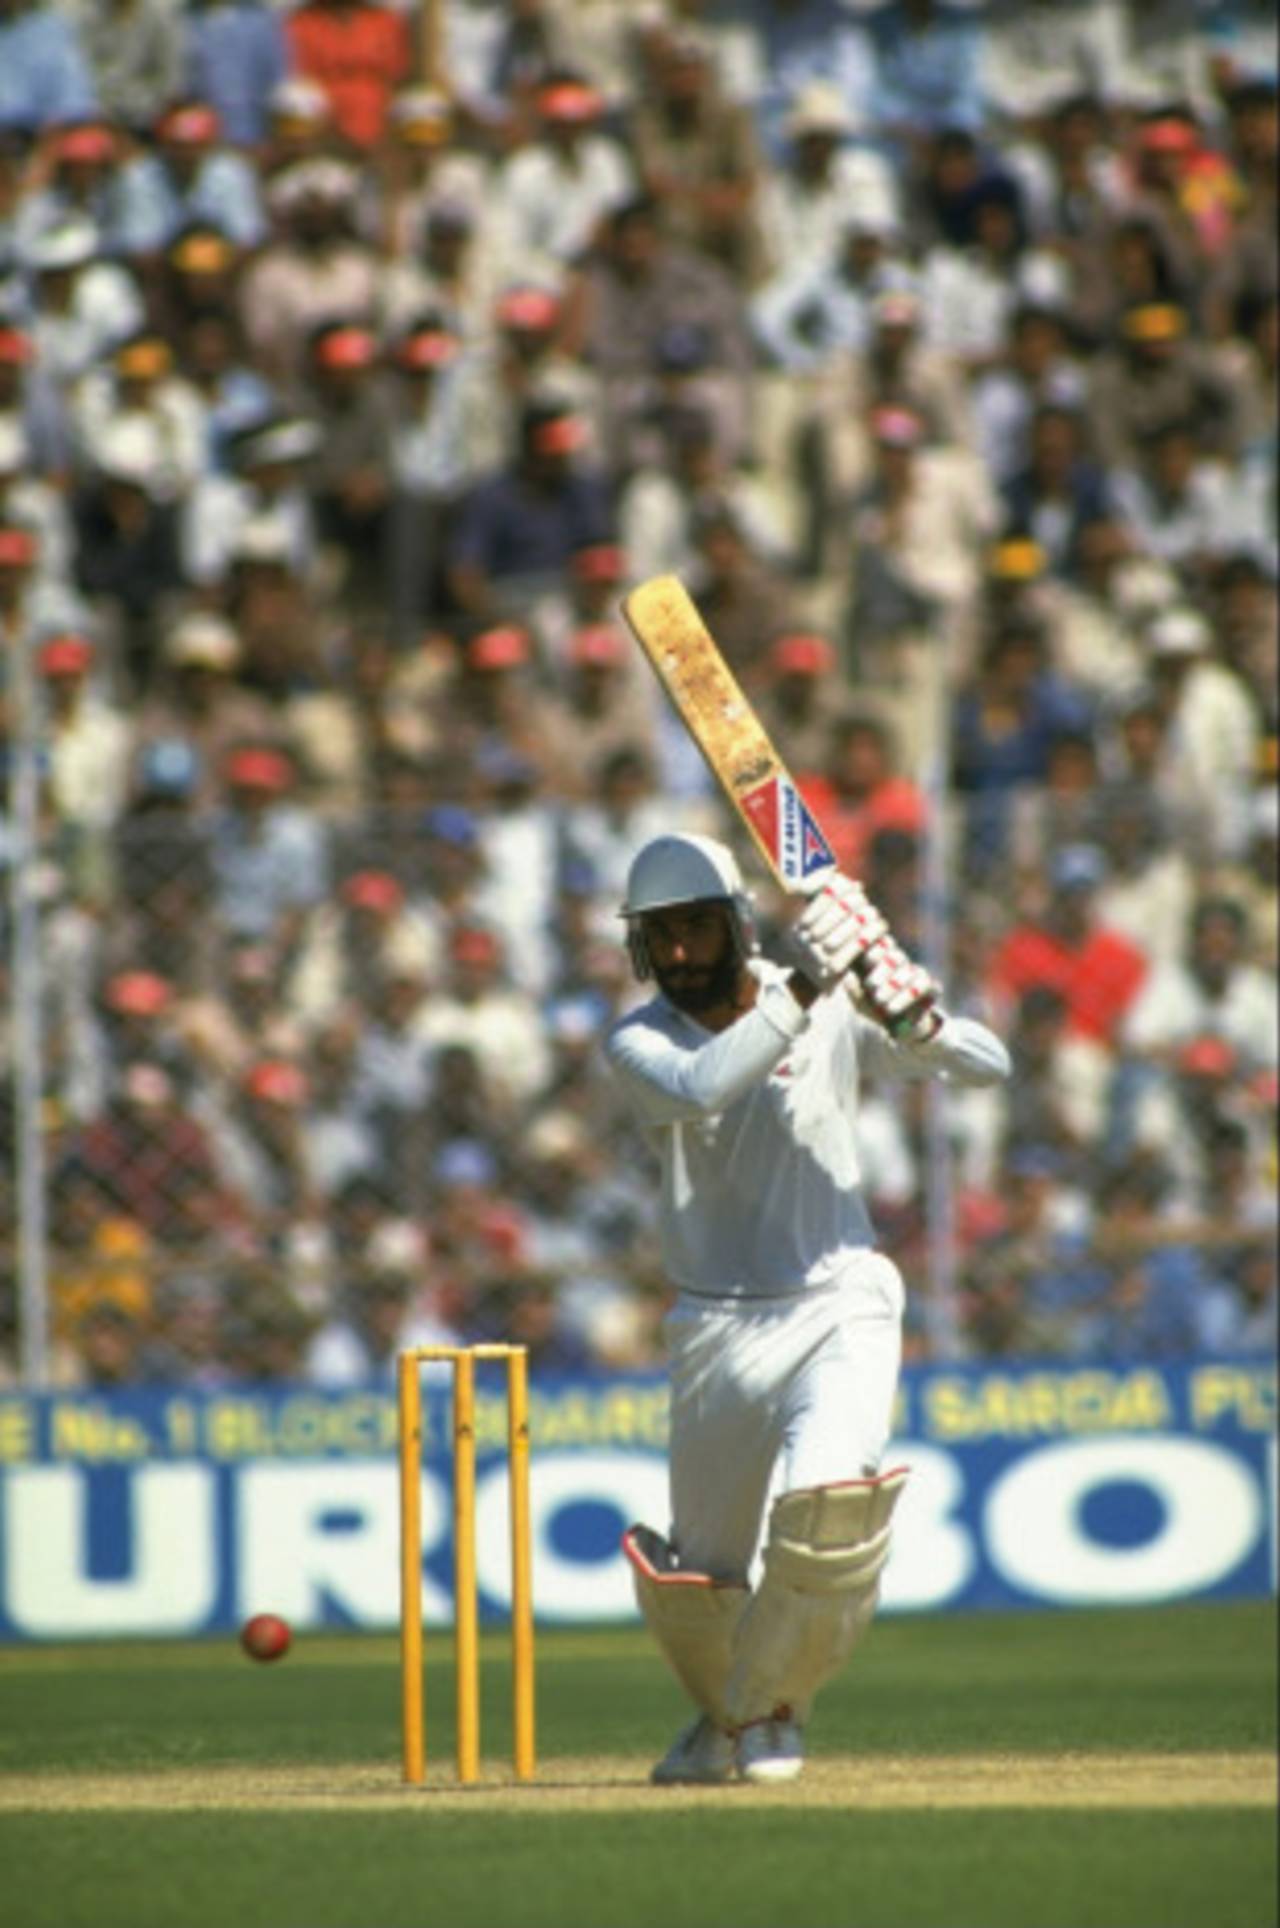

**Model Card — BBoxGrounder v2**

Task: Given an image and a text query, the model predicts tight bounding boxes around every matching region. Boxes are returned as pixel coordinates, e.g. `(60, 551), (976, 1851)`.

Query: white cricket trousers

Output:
(664, 1251), (904, 1583)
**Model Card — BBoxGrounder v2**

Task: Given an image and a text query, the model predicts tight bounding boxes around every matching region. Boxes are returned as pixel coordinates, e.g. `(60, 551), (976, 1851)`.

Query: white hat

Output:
(92, 413), (165, 487)
(269, 78), (332, 125)
(231, 512), (293, 564)
(785, 83), (855, 140)
(0, 413), (28, 473)
(1149, 607), (1212, 657)
(165, 611), (241, 670)
(25, 217), (98, 272)
(268, 158), (358, 212)
(233, 416), (321, 469)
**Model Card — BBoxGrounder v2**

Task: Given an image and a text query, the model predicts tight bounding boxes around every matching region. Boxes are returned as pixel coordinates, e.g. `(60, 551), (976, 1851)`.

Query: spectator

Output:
(452, 283), (600, 476)
(20, 216), (144, 388)
(0, 411), (72, 583)
(731, 0), (876, 165)
(240, 159), (377, 385)
(630, 26), (761, 278)
(183, 0), (290, 151)
(11, 119), (126, 260)
(290, 864), (436, 1027)
(301, 319), (395, 609)
(496, 69), (635, 282)
(756, 81), (897, 284)
(1143, 604), (1261, 859)
(576, 196), (754, 461)
(759, 632), (859, 782)
(70, 415), (184, 685)
(799, 709), (927, 882)
(184, 412), (319, 589)
(283, 0), (412, 152)
(62, 0), (182, 137)
(1123, 894), (1279, 1072)
(375, 86), (488, 259)
(1087, 299), (1245, 470)
(987, 841), (1149, 1047)
(416, 919), (552, 1123)
(447, 398), (613, 621)
(37, 629), (131, 841)
(71, 329), (206, 501)
(867, 0), (985, 151)
(75, 1058), (227, 1246)
(952, 618), (1094, 869)
(208, 743), (329, 948)
(1002, 401), (1111, 576)
(113, 98), (266, 258)
(0, 1), (98, 134)
(919, 169), (1068, 370)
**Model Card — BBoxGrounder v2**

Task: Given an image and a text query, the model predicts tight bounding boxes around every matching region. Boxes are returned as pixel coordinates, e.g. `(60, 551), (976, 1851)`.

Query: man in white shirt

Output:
(605, 833), (1009, 1785)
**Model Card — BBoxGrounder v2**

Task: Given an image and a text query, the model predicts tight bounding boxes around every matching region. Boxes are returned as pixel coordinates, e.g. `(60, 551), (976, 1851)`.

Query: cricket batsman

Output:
(606, 834), (1010, 1784)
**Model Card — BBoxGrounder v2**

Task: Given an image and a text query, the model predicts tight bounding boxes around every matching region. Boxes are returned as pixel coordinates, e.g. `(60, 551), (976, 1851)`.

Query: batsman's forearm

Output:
(913, 1014), (1011, 1087)
(606, 979), (809, 1123)
(859, 1008), (1011, 1087)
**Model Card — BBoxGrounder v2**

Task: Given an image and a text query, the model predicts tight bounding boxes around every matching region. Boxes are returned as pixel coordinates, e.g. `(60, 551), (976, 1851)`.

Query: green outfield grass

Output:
(1, 1602), (1275, 1928)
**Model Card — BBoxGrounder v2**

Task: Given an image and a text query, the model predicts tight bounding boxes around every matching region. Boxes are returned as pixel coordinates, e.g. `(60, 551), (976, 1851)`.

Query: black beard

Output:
(653, 948), (741, 1017)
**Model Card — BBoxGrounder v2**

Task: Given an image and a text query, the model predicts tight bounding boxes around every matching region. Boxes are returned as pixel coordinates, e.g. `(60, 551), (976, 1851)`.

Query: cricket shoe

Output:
(650, 1715), (736, 1786)
(735, 1712), (804, 1785)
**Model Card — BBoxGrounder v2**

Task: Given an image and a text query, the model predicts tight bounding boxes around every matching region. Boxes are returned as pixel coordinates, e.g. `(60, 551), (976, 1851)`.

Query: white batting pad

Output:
(724, 1468), (909, 1727)
(623, 1524), (750, 1729)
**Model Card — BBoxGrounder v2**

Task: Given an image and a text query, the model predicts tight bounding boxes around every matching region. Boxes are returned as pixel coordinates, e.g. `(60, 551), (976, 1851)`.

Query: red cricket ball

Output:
(240, 1612), (292, 1662)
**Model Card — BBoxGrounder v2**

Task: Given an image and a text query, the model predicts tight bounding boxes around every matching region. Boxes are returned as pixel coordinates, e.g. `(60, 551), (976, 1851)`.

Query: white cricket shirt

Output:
(605, 960), (1010, 1301)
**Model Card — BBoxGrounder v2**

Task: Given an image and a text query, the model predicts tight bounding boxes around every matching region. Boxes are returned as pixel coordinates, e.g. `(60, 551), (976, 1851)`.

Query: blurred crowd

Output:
(0, 0), (1275, 1389)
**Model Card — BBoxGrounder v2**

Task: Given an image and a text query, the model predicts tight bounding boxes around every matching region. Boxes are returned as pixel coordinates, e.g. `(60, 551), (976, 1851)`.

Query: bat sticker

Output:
(739, 775), (835, 890)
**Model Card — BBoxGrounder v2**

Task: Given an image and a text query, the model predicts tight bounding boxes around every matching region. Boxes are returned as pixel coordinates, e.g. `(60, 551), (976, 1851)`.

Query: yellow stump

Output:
(398, 1352), (425, 1784)
(452, 1350), (480, 1785)
(508, 1348), (536, 1780)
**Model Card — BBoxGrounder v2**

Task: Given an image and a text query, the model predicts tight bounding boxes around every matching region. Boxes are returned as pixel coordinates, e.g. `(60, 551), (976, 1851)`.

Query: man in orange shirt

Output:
(284, 0), (411, 150)
(987, 844), (1149, 1048)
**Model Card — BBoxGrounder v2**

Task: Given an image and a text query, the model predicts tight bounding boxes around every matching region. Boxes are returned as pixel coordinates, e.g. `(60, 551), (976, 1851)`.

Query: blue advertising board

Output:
(0, 1358), (1273, 1641)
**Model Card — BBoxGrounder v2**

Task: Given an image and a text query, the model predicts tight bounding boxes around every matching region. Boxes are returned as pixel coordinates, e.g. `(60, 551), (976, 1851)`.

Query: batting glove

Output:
(788, 875), (889, 991)
(857, 936), (945, 1044)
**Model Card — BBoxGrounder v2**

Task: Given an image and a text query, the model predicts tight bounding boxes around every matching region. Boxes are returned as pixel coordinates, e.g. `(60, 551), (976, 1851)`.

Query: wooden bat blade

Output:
(621, 575), (837, 893)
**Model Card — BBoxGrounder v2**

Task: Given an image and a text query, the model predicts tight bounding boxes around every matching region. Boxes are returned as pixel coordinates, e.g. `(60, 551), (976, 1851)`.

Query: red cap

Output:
(104, 971), (172, 1016)
(569, 623), (625, 667)
(449, 924), (500, 965)
(396, 326), (457, 371)
(530, 412), (586, 457)
(1178, 1035), (1236, 1078)
(0, 326), (31, 365)
(496, 287), (560, 332)
(342, 869), (404, 913)
(314, 325), (379, 371)
(872, 405), (923, 448)
(244, 1059), (308, 1105)
(37, 633), (94, 677)
(538, 81), (602, 123)
(571, 542), (626, 582)
(1140, 116), (1198, 154)
(158, 103), (221, 146)
(0, 527), (37, 567)
(54, 123), (116, 165)
(224, 746), (291, 791)
(468, 625), (530, 670)
(770, 632), (835, 677)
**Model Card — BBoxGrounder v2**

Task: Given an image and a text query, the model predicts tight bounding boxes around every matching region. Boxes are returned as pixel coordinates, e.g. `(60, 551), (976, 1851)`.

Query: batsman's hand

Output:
(856, 936), (945, 1044)
(788, 874), (889, 991)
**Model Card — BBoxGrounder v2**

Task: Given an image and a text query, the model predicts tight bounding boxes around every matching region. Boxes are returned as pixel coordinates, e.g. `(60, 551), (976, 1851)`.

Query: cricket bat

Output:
(620, 574), (838, 897)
